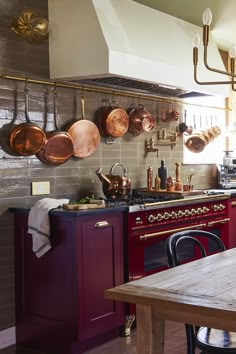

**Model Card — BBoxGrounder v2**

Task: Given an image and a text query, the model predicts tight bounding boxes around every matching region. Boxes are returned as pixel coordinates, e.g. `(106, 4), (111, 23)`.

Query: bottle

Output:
(158, 159), (168, 190)
(147, 166), (153, 191)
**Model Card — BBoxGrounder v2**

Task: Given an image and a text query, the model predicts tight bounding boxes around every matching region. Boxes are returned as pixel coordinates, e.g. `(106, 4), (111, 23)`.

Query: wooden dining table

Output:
(104, 247), (236, 354)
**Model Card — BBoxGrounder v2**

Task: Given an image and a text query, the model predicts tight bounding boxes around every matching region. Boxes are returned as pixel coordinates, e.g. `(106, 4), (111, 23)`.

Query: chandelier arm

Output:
(204, 45), (236, 78)
(194, 65), (236, 85)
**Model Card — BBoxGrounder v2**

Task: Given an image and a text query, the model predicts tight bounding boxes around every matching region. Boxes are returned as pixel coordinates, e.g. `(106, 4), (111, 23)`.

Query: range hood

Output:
(48, 0), (230, 98)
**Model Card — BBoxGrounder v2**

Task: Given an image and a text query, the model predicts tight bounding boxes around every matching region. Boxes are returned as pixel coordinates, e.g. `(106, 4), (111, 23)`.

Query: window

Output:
(183, 96), (226, 165)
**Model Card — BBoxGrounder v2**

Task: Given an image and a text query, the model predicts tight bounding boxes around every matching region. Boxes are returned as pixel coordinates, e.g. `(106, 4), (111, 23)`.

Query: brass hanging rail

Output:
(0, 72), (230, 111)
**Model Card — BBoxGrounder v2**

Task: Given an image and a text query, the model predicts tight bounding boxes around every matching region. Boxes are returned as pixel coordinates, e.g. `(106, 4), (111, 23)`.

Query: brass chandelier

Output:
(193, 8), (236, 90)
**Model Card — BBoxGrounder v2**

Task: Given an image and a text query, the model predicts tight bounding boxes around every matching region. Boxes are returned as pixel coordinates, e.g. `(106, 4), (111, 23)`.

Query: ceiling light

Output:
(193, 8), (236, 91)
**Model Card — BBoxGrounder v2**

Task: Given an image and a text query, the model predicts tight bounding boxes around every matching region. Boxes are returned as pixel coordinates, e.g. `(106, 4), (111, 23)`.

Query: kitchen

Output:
(0, 0), (236, 353)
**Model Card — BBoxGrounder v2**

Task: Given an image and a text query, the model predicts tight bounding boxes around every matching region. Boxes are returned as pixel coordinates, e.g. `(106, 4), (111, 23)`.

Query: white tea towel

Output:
(27, 198), (69, 258)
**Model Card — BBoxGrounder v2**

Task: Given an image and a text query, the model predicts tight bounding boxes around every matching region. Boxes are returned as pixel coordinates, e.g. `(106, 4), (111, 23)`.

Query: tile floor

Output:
(0, 321), (199, 354)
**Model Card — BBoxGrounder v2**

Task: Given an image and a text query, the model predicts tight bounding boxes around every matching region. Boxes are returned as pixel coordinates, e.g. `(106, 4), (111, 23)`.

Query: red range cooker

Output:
(125, 191), (229, 282)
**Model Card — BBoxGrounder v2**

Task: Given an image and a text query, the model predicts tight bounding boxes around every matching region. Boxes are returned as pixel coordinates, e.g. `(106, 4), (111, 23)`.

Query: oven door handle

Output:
(207, 218), (230, 227)
(139, 223), (207, 240)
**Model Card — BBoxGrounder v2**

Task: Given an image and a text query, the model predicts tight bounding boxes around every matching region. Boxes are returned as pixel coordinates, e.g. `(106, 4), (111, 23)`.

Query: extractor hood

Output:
(48, 0), (230, 98)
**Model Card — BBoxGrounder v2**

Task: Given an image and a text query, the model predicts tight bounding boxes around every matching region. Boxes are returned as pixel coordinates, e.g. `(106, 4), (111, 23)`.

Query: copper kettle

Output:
(96, 163), (131, 200)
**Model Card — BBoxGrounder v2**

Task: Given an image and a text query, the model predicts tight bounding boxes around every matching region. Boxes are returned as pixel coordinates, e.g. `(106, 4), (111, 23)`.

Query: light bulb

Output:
(192, 33), (200, 48)
(229, 44), (236, 59)
(202, 8), (212, 26)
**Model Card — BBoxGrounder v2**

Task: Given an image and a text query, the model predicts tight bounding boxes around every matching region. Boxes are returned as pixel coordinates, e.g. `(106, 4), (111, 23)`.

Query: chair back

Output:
(166, 229), (226, 268)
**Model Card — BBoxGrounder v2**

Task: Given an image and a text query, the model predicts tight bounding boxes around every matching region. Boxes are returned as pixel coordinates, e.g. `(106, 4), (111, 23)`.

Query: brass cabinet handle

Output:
(207, 218), (230, 227)
(95, 221), (110, 228)
(139, 223), (207, 240)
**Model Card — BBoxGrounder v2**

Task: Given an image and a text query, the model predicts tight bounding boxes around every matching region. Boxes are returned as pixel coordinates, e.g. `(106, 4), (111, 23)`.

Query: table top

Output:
(105, 248), (236, 331)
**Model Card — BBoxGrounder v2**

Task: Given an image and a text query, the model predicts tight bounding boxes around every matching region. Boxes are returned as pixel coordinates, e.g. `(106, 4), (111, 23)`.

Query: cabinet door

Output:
(228, 198), (236, 248)
(77, 214), (124, 341)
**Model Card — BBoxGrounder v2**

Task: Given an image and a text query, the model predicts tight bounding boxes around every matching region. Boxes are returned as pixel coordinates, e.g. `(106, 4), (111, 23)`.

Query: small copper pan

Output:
(9, 88), (46, 156)
(66, 95), (100, 158)
(36, 89), (73, 166)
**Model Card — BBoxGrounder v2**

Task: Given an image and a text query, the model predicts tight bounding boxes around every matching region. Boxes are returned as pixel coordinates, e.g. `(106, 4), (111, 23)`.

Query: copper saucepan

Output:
(66, 95), (100, 158)
(99, 100), (129, 140)
(128, 104), (156, 136)
(36, 89), (74, 166)
(9, 88), (46, 156)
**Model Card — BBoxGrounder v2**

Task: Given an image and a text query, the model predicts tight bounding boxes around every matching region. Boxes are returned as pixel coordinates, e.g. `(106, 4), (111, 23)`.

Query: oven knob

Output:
(178, 210), (184, 218)
(184, 209), (191, 217)
(213, 204), (220, 211)
(191, 208), (196, 216)
(171, 211), (177, 219)
(164, 212), (170, 220)
(219, 204), (226, 210)
(148, 214), (156, 223)
(202, 206), (210, 214)
(157, 213), (164, 221)
(197, 208), (203, 215)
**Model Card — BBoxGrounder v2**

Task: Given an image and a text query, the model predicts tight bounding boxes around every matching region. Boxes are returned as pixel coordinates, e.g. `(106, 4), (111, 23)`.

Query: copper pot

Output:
(185, 132), (208, 153)
(9, 88), (46, 156)
(36, 90), (73, 166)
(99, 100), (129, 139)
(128, 104), (156, 136)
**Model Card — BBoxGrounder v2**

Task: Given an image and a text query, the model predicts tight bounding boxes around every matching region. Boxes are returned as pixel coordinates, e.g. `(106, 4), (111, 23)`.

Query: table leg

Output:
(136, 304), (165, 354)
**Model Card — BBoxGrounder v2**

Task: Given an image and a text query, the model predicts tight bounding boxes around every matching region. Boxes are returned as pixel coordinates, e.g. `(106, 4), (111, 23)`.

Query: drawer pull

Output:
(231, 201), (236, 207)
(207, 218), (230, 227)
(95, 221), (110, 228)
(139, 223), (207, 240)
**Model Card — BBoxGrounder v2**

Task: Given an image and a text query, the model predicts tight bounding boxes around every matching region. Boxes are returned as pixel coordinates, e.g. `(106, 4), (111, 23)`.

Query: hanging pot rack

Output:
(0, 72), (229, 112)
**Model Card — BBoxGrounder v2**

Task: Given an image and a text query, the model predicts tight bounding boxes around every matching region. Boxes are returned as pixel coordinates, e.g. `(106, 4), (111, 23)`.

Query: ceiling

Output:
(133, 0), (236, 51)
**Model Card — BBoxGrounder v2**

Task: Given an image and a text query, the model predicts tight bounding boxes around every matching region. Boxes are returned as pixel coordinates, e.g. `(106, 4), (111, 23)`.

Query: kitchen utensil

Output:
(96, 163), (131, 200)
(36, 89), (74, 166)
(66, 95), (100, 158)
(175, 162), (182, 191)
(128, 104), (156, 136)
(99, 99), (129, 138)
(9, 87), (46, 156)
(185, 132), (208, 153)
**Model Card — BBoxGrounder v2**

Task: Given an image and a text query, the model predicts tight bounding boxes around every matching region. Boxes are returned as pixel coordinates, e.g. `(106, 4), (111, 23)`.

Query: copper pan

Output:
(9, 88), (46, 156)
(36, 89), (73, 166)
(66, 95), (100, 158)
(99, 100), (129, 138)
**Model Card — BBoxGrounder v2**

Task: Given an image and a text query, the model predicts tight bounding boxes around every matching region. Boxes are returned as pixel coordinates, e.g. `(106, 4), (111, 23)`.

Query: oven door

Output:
(128, 218), (229, 282)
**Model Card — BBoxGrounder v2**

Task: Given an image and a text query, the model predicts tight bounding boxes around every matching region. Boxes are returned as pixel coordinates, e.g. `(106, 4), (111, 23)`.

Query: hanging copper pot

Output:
(99, 100), (129, 139)
(128, 104), (156, 136)
(9, 87), (46, 156)
(36, 89), (74, 166)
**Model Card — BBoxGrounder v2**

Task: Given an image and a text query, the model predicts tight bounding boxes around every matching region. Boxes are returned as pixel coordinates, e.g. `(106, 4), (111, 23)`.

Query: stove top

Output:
(103, 189), (228, 213)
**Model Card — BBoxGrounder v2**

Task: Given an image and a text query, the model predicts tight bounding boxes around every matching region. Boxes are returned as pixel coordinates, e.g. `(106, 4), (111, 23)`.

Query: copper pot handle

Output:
(24, 88), (31, 123)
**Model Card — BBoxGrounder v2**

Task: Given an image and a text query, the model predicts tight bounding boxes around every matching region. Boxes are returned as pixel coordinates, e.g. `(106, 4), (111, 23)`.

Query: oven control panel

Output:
(129, 200), (228, 227)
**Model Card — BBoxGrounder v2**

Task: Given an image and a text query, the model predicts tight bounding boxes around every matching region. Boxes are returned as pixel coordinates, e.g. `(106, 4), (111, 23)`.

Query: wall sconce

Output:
(11, 10), (49, 43)
(193, 8), (236, 91)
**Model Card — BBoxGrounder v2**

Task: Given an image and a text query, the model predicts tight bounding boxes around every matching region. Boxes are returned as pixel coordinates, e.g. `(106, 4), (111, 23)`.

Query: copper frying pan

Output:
(66, 95), (100, 158)
(36, 89), (74, 166)
(9, 88), (46, 156)
(100, 100), (129, 138)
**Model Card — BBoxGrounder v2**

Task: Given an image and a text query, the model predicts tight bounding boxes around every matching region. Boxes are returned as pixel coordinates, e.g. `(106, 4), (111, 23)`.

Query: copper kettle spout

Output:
(96, 168), (112, 189)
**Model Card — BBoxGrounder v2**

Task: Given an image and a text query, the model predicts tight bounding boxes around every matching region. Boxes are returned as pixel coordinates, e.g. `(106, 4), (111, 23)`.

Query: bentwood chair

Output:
(165, 229), (236, 354)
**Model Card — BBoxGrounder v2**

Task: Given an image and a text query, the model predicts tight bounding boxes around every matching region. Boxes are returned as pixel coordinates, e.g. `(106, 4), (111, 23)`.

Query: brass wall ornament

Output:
(11, 10), (49, 43)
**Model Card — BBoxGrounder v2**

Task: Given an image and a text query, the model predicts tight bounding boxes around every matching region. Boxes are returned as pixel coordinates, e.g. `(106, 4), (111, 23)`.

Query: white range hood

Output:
(48, 0), (230, 98)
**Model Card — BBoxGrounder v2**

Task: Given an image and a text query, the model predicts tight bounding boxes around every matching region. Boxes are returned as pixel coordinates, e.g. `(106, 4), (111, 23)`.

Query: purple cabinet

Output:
(13, 210), (125, 354)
